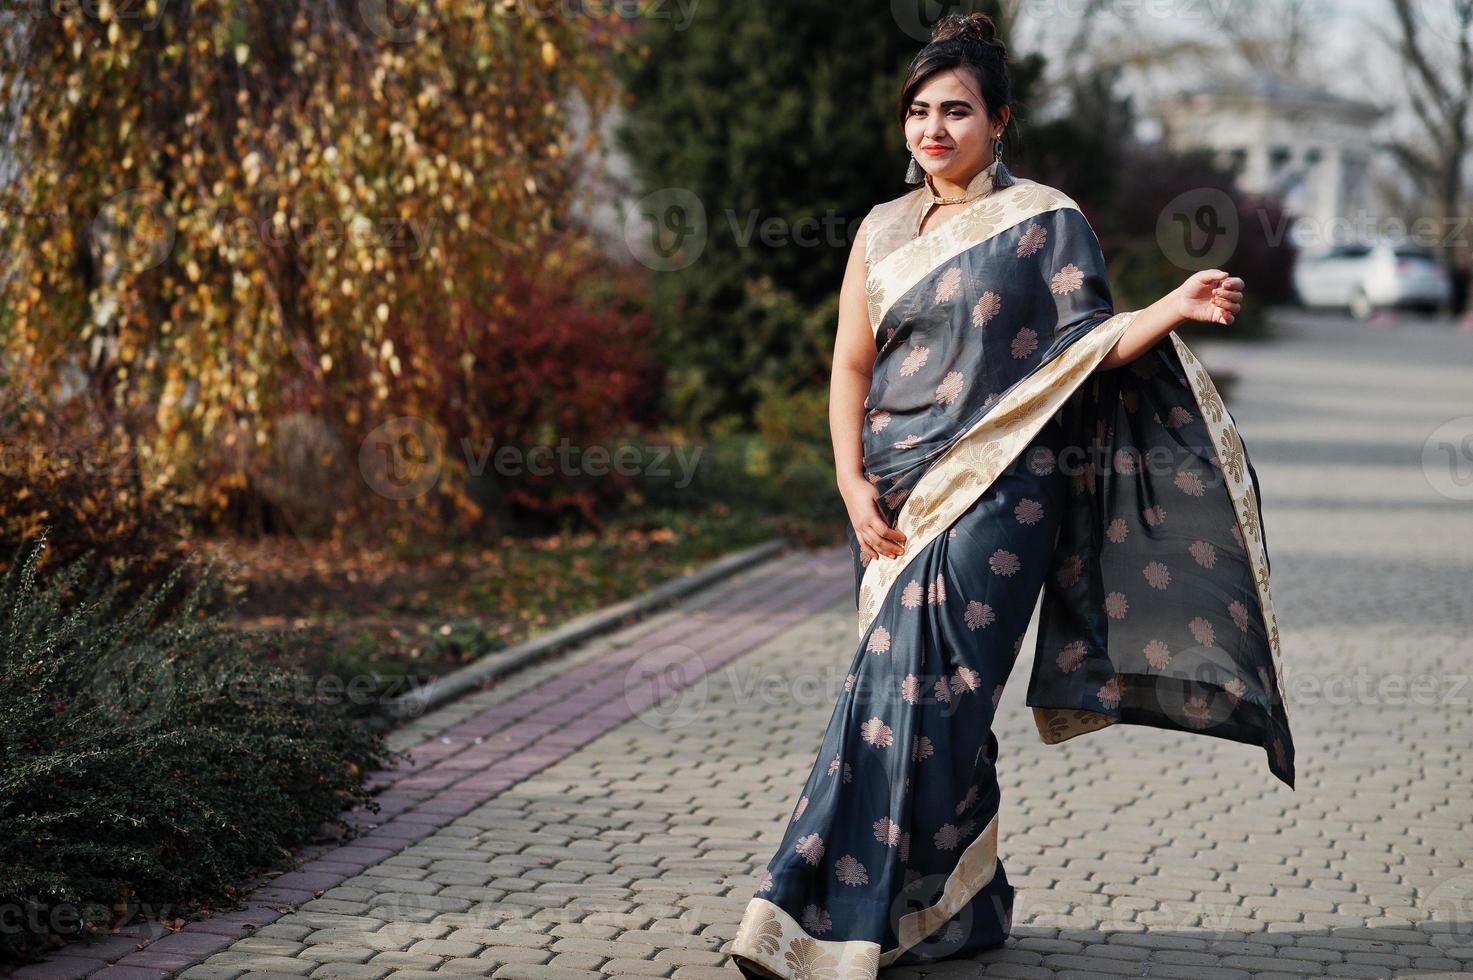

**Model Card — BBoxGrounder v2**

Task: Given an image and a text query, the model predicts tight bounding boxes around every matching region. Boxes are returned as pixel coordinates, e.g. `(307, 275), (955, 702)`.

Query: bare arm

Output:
(830, 217), (875, 489)
(1097, 271), (1245, 369)
(1096, 294), (1184, 370)
(831, 217), (907, 561)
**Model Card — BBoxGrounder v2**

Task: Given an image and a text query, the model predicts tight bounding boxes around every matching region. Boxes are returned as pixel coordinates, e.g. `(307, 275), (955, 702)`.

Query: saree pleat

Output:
(729, 163), (1294, 980)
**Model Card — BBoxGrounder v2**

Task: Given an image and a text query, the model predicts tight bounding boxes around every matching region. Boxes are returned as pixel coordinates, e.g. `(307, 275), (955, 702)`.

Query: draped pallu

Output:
(729, 162), (1294, 980)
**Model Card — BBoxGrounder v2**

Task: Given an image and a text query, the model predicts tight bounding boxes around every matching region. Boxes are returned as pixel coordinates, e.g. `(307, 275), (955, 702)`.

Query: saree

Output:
(728, 158), (1295, 980)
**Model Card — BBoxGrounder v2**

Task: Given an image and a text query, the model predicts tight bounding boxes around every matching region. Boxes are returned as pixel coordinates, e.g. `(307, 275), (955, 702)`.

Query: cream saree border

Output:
(865, 178), (1077, 335)
(1023, 335), (1289, 746)
(727, 185), (1292, 978)
(728, 323), (1131, 977)
(728, 812), (1005, 977)
(1167, 333), (1290, 731)
(854, 310), (1139, 642)
(850, 319), (1290, 746)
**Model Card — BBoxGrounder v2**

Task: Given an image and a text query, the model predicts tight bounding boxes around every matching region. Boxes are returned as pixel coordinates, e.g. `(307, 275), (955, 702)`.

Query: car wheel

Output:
(1349, 289), (1374, 321)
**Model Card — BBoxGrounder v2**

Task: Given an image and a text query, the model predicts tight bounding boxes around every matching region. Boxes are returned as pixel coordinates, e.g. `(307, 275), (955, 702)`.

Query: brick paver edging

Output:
(5, 543), (850, 980)
(384, 538), (788, 720)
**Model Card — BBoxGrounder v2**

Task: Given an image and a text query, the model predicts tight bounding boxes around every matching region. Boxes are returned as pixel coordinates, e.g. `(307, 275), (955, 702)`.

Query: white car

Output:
(1292, 241), (1452, 319)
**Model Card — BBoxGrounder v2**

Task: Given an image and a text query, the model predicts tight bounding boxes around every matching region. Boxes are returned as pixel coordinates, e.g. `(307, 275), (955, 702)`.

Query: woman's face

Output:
(903, 68), (1003, 185)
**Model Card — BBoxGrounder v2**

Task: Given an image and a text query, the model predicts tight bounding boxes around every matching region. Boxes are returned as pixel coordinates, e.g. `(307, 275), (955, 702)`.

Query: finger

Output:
(875, 527), (905, 557)
(862, 527), (900, 558)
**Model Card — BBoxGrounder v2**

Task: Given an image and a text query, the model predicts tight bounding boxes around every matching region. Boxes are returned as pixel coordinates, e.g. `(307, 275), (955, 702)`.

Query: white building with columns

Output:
(1151, 75), (1389, 250)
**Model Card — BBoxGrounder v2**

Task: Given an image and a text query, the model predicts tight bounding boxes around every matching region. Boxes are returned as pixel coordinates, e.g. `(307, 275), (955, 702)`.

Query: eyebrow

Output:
(910, 99), (974, 110)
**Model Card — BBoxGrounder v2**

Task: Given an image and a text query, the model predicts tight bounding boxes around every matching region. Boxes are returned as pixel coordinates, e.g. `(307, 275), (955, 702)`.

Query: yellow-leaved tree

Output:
(0, 0), (636, 563)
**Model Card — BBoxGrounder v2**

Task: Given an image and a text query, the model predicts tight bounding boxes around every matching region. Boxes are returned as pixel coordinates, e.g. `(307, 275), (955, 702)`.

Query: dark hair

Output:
(896, 12), (1013, 145)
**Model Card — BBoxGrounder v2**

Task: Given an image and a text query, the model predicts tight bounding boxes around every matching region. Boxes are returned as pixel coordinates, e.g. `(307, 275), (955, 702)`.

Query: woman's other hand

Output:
(839, 473), (908, 561)
(1175, 269), (1244, 325)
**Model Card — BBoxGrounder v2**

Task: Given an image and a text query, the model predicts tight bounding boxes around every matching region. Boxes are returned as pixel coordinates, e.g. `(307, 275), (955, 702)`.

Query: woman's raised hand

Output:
(1175, 269), (1244, 326)
(838, 474), (908, 562)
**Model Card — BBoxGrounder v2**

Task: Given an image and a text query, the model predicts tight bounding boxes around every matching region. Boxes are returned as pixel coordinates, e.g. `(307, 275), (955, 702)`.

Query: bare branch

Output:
(1392, 0), (1453, 116)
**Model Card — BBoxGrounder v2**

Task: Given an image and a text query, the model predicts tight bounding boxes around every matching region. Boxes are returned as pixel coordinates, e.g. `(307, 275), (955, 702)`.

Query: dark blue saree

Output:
(730, 159), (1294, 980)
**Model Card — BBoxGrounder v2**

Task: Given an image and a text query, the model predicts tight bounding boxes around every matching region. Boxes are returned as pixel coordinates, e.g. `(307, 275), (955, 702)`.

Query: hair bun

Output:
(930, 12), (1004, 54)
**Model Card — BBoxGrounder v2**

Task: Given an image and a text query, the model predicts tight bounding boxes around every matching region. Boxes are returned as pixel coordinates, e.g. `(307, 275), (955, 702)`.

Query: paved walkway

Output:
(13, 310), (1473, 979)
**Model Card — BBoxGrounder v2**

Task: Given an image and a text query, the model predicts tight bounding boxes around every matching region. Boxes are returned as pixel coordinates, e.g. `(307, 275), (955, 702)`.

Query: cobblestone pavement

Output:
(18, 310), (1473, 980)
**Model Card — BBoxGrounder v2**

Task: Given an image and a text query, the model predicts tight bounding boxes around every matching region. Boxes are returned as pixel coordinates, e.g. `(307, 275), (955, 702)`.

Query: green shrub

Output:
(421, 619), (507, 667)
(617, 0), (1017, 428)
(635, 376), (845, 545)
(0, 531), (403, 965)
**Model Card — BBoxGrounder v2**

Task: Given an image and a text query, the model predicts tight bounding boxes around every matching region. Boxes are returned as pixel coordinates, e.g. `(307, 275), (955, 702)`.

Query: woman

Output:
(728, 12), (1294, 980)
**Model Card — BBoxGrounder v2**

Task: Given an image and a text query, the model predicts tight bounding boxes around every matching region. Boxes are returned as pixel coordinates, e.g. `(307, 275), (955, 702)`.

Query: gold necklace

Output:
(925, 176), (975, 205)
